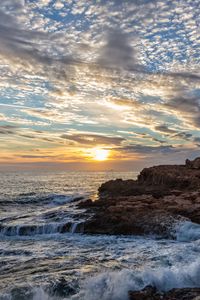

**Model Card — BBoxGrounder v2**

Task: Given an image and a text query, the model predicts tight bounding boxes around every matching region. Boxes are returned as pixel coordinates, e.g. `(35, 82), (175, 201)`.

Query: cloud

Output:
(168, 71), (200, 82)
(0, 125), (17, 135)
(164, 93), (200, 128)
(0, 11), (47, 64)
(152, 137), (165, 144)
(173, 132), (193, 140)
(1, 0), (200, 166)
(117, 144), (177, 154)
(17, 155), (53, 159)
(155, 124), (195, 142)
(19, 134), (36, 139)
(1, 0), (25, 11)
(155, 125), (177, 134)
(0, 5), (75, 83)
(194, 137), (200, 143)
(97, 28), (139, 71)
(109, 97), (142, 108)
(61, 133), (125, 146)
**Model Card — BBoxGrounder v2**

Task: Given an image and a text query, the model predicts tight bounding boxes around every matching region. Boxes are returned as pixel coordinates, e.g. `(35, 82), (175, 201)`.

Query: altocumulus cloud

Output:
(97, 28), (140, 71)
(164, 93), (200, 129)
(0, 0), (200, 165)
(0, 0), (75, 81)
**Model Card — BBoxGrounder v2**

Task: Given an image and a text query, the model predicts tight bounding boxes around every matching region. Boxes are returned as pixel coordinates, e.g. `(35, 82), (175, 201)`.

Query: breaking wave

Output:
(2, 260), (200, 300)
(14, 193), (85, 206)
(77, 259), (200, 300)
(175, 221), (200, 242)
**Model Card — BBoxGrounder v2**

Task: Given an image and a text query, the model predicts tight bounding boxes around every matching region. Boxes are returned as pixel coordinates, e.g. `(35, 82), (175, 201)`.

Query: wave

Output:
(2, 260), (200, 300)
(50, 194), (84, 206)
(78, 259), (200, 300)
(175, 221), (200, 242)
(2, 218), (200, 240)
(13, 193), (85, 206)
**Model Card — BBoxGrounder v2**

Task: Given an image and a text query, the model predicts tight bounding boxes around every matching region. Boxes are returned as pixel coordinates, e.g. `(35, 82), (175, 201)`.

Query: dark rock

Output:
(186, 157), (200, 169)
(78, 199), (95, 208)
(129, 286), (200, 300)
(79, 157), (200, 236)
(60, 222), (72, 233)
(50, 277), (78, 297)
(10, 286), (33, 300)
(129, 285), (161, 300)
(99, 160), (200, 198)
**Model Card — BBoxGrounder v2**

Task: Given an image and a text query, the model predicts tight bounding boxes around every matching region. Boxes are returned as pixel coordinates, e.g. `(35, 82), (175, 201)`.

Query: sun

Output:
(93, 148), (109, 161)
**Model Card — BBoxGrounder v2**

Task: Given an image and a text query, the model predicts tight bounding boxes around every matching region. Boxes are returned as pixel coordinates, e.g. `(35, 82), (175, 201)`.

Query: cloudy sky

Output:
(0, 0), (200, 171)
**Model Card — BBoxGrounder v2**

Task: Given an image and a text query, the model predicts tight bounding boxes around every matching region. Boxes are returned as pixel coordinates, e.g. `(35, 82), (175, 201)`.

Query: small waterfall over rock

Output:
(70, 222), (84, 234)
(0, 221), (85, 236)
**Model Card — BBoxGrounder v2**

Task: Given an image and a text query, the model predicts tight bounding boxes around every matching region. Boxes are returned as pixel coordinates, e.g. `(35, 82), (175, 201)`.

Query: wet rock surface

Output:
(129, 285), (200, 300)
(79, 158), (200, 237)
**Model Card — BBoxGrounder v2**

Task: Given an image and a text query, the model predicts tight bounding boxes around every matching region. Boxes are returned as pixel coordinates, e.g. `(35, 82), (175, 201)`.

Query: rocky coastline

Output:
(79, 157), (200, 238)
(77, 157), (200, 300)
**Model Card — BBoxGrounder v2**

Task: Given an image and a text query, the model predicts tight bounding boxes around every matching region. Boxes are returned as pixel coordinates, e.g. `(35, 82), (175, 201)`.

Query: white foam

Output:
(0, 222), (68, 236)
(49, 193), (85, 206)
(175, 221), (200, 242)
(4, 260), (200, 300)
(50, 194), (74, 206)
(32, 288), (52, 300)
(70, 222), (81, 234)
(77, 260), (200, 300)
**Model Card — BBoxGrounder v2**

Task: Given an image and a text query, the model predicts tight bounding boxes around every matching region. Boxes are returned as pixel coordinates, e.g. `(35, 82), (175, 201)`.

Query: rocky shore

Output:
(77, 157), (200, 300)
(79, 157), (200, 237)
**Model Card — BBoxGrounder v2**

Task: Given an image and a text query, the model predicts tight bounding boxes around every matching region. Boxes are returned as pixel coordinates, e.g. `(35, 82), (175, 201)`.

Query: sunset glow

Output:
(93, 149), (110, 161)
(0, 0), (199, 171)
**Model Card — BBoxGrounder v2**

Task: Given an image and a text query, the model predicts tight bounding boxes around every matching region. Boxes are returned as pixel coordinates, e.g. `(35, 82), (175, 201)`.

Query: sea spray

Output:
(5, 260), (200, 300)
(175, 221), (200, 242)
(1, 171), (200, 300)
(78, 260), (200, 300)
(32, 288), (52, 300)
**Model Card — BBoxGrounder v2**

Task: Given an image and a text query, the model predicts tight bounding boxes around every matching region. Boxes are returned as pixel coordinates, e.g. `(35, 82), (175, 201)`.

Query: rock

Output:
(82, 190), (200, 236)
(99, 159), (200, 198)
(129, 285), (160, 300)
(82, 193), (188, 237)
(10, 286), (33, 300)
(78, 157), (200, 236)
(186, 157), (200, 169)
(99, 179), (142, 197)
(129, 286), (200, 300)
(50, 277), (78, 297)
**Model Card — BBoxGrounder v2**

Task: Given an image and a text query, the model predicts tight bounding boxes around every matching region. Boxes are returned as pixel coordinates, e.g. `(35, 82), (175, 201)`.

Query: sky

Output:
(0, 0), (200, 171)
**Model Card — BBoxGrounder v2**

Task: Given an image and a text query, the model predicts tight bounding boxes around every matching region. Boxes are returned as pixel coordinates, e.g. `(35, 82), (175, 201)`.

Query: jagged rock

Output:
(79, 157), (200, 236)
(99, 162), (200, 198)
(186, 157), (200, 169)
(82, 194), (189, 237)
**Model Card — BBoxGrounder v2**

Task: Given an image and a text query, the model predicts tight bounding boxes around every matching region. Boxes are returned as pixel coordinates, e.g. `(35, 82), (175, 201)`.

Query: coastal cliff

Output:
(79, 157), (200, 237)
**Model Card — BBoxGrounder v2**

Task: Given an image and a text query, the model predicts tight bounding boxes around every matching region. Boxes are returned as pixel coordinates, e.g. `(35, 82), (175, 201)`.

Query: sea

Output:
(1, 170), (200, 300)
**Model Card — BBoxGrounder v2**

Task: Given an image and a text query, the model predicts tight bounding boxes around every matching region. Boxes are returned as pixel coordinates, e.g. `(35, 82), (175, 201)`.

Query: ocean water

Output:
(1, 171), (200, 300)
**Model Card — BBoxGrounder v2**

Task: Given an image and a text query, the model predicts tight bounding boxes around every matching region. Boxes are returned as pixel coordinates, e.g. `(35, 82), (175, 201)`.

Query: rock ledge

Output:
(79, 157), (200, 237)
